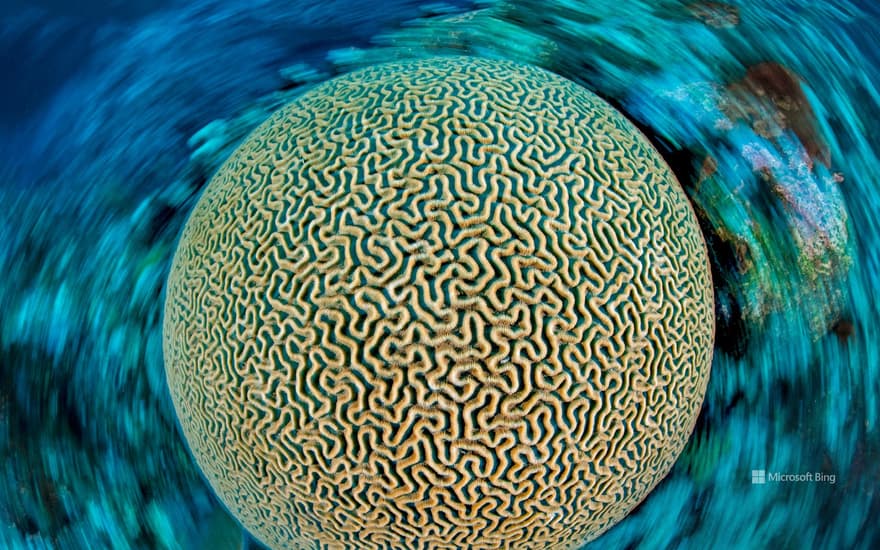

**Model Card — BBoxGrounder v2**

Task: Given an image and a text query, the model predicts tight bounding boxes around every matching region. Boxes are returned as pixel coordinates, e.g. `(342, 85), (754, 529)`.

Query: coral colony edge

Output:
(163, 56), (714, 549)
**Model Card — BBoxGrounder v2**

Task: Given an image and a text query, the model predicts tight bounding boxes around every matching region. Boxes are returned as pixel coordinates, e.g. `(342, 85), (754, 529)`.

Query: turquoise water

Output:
(0, 1), (877, 548)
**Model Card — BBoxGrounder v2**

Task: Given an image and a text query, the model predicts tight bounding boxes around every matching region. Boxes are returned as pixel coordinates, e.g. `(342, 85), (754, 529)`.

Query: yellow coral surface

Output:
(163, 56), (714, 549)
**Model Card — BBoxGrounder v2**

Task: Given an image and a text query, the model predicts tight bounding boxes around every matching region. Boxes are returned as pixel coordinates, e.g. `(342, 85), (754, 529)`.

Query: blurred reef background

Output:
(0, 0), (878, 548)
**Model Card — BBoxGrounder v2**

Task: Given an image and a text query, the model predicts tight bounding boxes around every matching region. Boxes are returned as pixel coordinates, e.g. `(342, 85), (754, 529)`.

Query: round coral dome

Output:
(163, 56), (715, 549)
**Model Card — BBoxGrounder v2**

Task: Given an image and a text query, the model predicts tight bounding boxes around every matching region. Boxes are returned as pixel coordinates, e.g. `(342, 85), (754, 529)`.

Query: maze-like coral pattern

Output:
(163, 56), (714, 549)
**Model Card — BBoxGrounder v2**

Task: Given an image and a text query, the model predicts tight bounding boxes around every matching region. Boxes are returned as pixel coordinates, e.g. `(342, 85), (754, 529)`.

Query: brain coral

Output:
(163, 56), (715, 549)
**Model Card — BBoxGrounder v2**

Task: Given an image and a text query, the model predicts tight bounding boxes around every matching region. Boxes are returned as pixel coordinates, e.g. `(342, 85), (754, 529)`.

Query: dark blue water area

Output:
(0, 0), (473, 190)
(0, 0), (175, 143)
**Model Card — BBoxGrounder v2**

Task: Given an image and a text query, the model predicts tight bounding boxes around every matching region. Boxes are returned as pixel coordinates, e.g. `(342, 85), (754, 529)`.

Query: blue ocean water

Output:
(0, 0), (877, 548)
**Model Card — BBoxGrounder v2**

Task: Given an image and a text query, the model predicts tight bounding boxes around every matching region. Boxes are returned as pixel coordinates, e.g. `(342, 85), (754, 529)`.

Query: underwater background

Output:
(0, 0), (877, 548)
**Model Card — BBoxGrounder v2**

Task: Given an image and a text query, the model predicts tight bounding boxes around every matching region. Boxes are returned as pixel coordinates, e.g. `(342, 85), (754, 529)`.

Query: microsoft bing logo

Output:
(750, 468), (836, 485)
